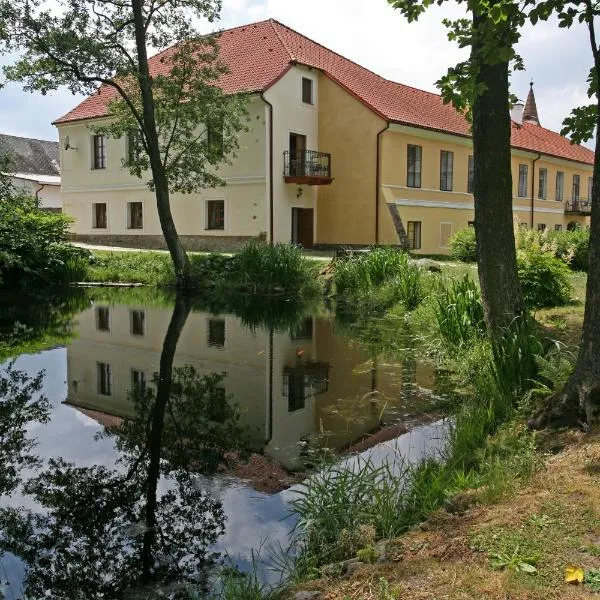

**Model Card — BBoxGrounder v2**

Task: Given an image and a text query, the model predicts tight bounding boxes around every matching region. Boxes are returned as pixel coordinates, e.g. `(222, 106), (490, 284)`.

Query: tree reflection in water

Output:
(0, 293), (254, 599)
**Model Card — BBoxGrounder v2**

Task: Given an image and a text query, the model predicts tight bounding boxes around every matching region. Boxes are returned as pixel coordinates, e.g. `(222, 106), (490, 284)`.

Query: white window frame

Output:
(92, 202), (108, 230)
(205, 198), (226, 232)
(129, 308), (147, 337)
(301, 76), (314, 106)
(126, 200), (145, 231)
(97, 362), (113, 396)
(95, 305), (111, 332)
(91, 134), (107, 170)
(538, 168), (548, 200)
(556, 171), (564, 202)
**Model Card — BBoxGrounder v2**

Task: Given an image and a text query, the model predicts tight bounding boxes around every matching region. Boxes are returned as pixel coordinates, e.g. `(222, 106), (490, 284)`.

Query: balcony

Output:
(565, 199), (591, 216)
(283, 150), (333, 185)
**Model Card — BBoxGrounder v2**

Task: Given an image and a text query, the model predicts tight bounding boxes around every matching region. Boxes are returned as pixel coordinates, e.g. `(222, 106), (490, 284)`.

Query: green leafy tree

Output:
(0, 0), (248, 286)
(528, 0), (600, 427)
(388, 0), (525, 331)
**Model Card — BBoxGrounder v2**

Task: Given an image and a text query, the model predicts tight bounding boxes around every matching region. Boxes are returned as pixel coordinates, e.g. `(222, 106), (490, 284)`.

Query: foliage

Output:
(548, 228), (589, 271)
(0, 290), (89, 361)
(0, 0), (248, 283)
(85, 244), (321, 294)
(113, 365), (254, 474)
(517, 249), (572, 308)
(448, 227), (477, 262)
(0, 191), (90, 288)
(228, 241), (321, 295)
(433, 275), (485, 348)
(0, 365), (50, 495)
(334, 248), (423, 309)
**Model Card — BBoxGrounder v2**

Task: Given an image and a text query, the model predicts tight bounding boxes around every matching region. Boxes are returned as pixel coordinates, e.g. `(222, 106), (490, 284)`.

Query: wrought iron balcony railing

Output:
(565, 199), (591, 215)
(283, 150), (332, 185)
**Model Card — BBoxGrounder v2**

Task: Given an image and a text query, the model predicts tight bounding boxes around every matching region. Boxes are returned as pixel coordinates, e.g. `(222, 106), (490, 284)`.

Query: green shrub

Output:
(0, 194), (90, 288)
(517, 249), (572, 308)
(448, 227), (477, 262)
(229, 241), (319, 294)
(334, 248), (423, 308)
(548, 228), (589, 271)
(433, 275), (485, 348)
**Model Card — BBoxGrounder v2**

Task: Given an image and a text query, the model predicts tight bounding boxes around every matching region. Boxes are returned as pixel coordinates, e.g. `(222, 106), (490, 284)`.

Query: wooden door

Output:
(292, 208), (314, 248)
(289, 133), (307, 176)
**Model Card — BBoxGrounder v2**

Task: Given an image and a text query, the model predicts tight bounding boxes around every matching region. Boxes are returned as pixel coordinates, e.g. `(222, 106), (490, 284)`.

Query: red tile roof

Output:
(54, 19), (594, 166)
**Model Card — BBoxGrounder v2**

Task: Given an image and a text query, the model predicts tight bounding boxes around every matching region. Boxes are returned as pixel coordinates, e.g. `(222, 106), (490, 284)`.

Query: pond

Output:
(0, 288), (449, 599)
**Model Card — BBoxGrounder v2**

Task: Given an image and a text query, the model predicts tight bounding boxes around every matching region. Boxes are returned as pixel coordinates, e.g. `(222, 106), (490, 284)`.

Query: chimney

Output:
(522, 80), (540, 126)
(511, 102), (524, 125)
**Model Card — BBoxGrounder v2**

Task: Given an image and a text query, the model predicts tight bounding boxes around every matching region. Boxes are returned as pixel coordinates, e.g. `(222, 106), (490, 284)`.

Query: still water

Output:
(0, 289), (448, 599)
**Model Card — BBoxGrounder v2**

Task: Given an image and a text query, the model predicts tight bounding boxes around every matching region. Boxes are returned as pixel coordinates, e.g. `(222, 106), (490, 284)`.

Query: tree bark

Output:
(131, 0), (191, 286)
(472, 14), (524, 332)
(141, 292), (192, 581)
(531, 106), (600, 430)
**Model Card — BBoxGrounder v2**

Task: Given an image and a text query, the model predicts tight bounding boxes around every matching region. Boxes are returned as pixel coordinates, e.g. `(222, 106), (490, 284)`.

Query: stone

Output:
(375, 539), (389, 562)
(411, 258), (442, 273)
(344, 560), (366, 577)
(294, 592), (322, 600)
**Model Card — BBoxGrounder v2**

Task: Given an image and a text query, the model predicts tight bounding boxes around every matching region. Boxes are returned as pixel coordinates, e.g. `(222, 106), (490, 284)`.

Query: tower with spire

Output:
(522, 80), (540, 126)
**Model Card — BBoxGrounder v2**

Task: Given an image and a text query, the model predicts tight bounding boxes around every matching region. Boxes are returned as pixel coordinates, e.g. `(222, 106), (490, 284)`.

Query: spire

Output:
(522, 80), (540, 126)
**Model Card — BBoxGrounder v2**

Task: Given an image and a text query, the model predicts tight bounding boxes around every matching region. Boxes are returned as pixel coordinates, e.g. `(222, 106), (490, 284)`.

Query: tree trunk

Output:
(471, 15), (524, 332)
(131, 0), (191, 286)
(141, 292), (192, 581)
(531, 109), (600, 429)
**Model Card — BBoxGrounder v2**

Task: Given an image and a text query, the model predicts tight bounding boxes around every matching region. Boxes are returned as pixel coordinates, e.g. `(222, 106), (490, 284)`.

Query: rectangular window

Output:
(406, 221), (421, 250)
(302, 77), (313, 104)
(127, 202), (143, 230)
(206, 200), (225, 230)
(95, 306), (110, 332)
(92, 134), (107, 169)
(407, 145), (422, 188)
(131, 369), (147, 395)
(208, 318), (225, 348)
(519, 223), (529, 229)
(556, 171), (564, 201)
(518, 164), (529, 198)
(467, 155), (474, 194)
(208, 387), (228, 423)
(130, 309), (146, 336)
(538, 168), (547, 200)
(537, 223), (547, 232)
(440, 222), (453, 248)
(440, 150), (454, 191)
(573, 174), (581, 201)
(127, 130), (141, 164)
(92, 203), (107, 229)
(555, 224), (563, 231)
(468, 220), (475, 228)
(97, 362), (112, 396)
(589, 177), (594, 201)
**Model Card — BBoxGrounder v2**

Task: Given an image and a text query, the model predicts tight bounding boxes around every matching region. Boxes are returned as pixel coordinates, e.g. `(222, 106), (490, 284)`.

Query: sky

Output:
(0, 0), (593, 147)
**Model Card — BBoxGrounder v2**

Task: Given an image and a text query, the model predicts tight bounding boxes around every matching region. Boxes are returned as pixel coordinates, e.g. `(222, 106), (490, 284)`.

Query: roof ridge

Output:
(268, 19), (446, 101)
(0, 132), (58, 145)
(268, 18), (294, 61)
(523, 121), (594, 157)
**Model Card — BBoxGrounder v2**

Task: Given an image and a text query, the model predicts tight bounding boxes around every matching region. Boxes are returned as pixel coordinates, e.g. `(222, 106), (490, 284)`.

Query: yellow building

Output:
(54, 19), (594, 254)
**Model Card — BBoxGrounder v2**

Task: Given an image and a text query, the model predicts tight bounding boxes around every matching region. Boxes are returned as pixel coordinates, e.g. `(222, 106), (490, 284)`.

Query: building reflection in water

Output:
(66, 301), (438, 470)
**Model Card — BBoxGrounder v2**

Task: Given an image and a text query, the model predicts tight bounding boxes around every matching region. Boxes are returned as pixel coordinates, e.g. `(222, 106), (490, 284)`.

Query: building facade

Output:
(0, 133), (61, 211)
(54, 20), (594, 254)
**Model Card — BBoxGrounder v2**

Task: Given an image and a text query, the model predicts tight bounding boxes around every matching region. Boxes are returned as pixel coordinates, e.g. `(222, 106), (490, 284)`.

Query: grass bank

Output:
(82, 242), (323, 295)
(293, 429), (600, 599)
(255, 251), (591, 600)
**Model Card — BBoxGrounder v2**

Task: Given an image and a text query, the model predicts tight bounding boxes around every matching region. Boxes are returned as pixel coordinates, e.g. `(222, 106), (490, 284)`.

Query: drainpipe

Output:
(261, 93), (275, 245)
(530, 153), (541, 228)
(35, 182), (46, 205)
(375, 122), (391, 245)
